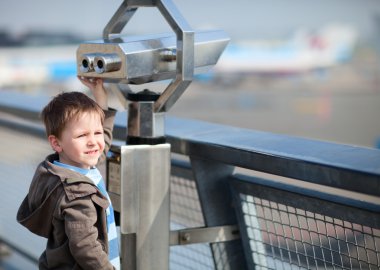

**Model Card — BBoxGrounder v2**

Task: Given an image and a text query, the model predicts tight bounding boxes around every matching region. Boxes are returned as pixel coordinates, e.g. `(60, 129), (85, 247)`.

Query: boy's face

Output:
(49, 112), (105, 169)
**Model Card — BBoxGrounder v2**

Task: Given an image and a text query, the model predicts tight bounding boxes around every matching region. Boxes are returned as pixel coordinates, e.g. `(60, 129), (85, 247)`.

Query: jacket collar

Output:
(45, 153), (94, 185)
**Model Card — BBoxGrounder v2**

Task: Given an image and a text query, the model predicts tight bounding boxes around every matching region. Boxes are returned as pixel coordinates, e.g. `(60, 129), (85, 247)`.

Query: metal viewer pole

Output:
(77, 0), (229, 269)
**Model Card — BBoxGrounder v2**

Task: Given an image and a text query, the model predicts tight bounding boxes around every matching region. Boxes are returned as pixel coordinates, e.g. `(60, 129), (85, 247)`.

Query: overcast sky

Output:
(1, 0), (380, 41)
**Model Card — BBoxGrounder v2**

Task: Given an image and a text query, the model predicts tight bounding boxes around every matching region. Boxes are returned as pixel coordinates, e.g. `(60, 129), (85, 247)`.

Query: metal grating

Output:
(236, 186), (380, 270)
(170, 169), (215, 270)
(171, 175), (205, 228)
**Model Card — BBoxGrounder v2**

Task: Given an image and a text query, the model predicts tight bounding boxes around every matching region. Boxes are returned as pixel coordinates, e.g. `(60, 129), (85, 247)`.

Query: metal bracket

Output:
(169, 225), (240, 246)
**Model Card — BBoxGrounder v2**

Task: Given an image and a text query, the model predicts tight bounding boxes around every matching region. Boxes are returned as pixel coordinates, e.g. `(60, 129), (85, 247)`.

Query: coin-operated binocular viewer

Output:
(76, 0), (229, 269)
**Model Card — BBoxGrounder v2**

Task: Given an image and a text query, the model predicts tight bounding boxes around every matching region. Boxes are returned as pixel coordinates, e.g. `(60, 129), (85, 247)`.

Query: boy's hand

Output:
(78, 76), (108, 110)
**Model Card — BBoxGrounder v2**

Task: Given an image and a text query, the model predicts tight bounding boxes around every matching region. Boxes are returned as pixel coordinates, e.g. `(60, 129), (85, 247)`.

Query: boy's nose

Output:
(87, 134), (96, 145)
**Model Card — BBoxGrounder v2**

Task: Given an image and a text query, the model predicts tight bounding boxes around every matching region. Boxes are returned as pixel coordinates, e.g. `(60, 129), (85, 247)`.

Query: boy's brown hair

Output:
(41, 91), (105, 138)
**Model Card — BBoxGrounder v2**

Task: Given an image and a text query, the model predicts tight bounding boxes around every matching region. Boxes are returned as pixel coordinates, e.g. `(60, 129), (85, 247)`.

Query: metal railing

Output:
(0, 90), (379, 269)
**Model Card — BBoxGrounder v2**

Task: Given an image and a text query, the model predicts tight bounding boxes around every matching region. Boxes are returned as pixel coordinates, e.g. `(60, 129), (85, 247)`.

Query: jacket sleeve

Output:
(101, 109), (116, 163)
(63, 197), (114, 270)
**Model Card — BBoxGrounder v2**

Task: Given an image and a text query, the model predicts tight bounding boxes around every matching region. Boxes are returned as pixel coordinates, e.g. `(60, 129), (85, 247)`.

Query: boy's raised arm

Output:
(78, 76), (108, 110)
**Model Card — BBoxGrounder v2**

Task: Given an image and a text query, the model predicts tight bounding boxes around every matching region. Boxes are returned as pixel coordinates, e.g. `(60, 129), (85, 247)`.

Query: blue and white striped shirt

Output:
(54, 161), (121, 270)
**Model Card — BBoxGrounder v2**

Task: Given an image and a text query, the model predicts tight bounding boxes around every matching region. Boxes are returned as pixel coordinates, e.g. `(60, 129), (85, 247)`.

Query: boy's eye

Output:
(95, 131), (103, 135)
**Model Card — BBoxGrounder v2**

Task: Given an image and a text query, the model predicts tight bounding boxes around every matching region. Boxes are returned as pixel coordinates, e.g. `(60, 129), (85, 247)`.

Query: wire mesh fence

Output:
(170, 164), (215, 270)
(233, 179), (380, 270)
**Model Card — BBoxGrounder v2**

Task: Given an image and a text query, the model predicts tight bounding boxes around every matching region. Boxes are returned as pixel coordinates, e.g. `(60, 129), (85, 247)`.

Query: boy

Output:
(17, 77), (120, 270)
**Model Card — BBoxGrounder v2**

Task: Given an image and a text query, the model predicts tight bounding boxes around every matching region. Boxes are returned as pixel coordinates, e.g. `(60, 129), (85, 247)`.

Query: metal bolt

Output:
(181, 233), (190, 242)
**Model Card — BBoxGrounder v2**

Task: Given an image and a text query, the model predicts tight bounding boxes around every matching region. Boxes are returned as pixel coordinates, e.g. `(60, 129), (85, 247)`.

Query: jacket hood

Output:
(16, 153), (96, 238)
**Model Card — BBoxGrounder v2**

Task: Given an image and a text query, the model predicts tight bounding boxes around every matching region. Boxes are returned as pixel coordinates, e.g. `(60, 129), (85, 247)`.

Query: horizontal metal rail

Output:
(164, 118), (380, 198)
(0, 237), (39, 265)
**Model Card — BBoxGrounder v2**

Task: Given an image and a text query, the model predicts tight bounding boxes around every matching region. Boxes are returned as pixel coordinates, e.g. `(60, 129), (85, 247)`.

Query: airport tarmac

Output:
(168, 56), (380, 149)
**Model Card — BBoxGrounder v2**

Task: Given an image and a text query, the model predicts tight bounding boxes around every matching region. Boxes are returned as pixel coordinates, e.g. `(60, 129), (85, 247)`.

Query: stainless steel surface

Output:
(170, 225), (240, 246)
(102, 0), (158, 40)
(93, 1), (227, 269)
(153, 0), (194, 112)
(167, 118), (380, 198)
(93, 7), (229, 269)
(103, 1), (136, 40)
(79, 53), (97, 73)
(119, 144), (171, 270)
(93, 53), (122, 74)
(77, 0), (229, 161)
(77, 30), (228, 86)
(78, 0), (229, 114)
(127, 101), (165, 138)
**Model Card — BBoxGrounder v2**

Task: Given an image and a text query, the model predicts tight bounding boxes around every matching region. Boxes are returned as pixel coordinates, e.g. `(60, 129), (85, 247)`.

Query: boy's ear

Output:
(48, 135), (62, 153)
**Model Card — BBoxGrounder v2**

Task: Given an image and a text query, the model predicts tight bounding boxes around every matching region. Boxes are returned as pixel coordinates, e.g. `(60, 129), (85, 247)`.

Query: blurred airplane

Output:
(197, 24), (358, 82)
(0, 24), (358, 90)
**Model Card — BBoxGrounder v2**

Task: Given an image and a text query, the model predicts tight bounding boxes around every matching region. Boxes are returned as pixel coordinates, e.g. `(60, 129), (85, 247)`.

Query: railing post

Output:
(118, 144), (171, 270)
(190, 157), (248, 269)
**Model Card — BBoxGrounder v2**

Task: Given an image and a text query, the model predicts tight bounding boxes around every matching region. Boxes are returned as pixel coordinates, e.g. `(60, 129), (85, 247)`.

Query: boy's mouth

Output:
(85, 150), (98, 155)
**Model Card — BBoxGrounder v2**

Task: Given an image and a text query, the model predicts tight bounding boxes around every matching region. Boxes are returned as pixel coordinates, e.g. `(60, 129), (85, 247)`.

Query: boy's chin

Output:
(84, 159), (100, 168)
